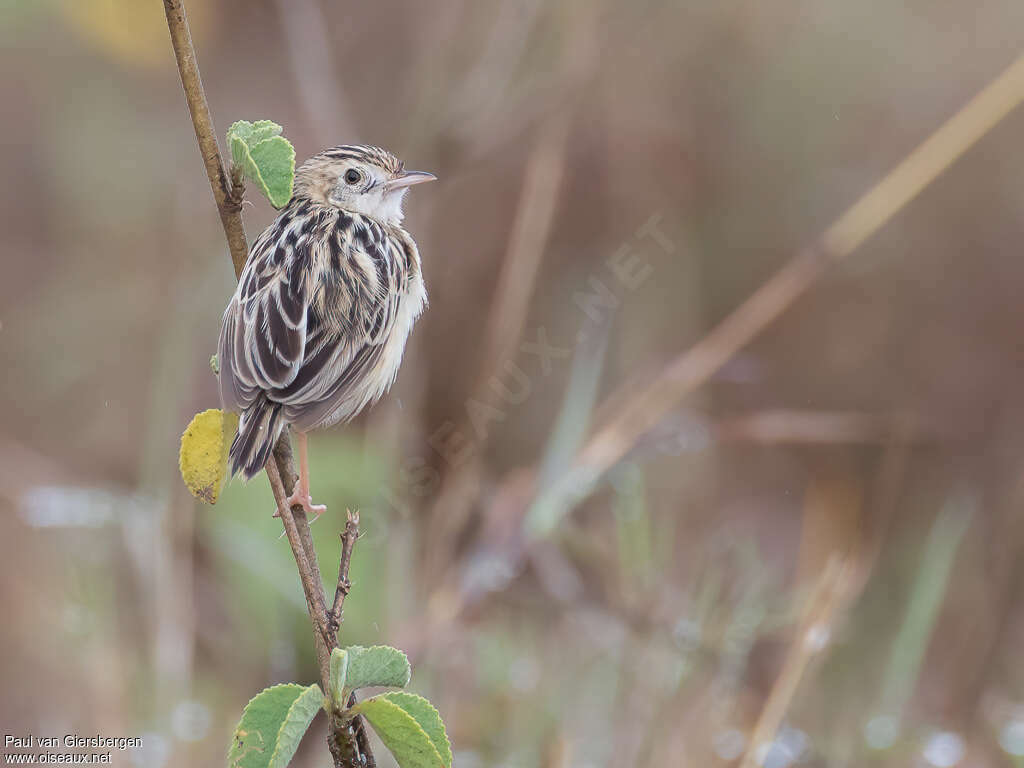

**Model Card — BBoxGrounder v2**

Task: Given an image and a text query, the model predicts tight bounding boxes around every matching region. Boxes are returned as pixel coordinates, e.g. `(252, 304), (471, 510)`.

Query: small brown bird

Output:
(218, 144), (434, 516)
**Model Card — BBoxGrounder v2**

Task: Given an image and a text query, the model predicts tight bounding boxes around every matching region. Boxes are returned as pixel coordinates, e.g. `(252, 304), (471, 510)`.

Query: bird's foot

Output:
(274, 490), (327, 521)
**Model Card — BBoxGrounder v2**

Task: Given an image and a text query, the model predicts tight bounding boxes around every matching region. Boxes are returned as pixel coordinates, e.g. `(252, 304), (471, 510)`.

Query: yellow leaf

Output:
(179, 408), (238, 505)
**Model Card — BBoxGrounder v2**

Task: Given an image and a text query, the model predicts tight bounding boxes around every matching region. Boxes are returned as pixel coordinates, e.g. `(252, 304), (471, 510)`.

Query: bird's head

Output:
(293, 144), (435, 225)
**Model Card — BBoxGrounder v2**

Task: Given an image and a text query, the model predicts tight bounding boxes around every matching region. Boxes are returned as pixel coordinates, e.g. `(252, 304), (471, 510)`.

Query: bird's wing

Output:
(218, 219), (319, 411)
(219, 211), (417, 430)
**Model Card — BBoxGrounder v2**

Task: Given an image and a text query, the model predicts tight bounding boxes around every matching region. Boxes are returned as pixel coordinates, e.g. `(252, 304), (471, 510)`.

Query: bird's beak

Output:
(384, 170), (437, 191)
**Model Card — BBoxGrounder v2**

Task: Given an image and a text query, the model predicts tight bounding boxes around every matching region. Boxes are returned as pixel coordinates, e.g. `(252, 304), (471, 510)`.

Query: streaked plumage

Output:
(218, 144), (433, 513)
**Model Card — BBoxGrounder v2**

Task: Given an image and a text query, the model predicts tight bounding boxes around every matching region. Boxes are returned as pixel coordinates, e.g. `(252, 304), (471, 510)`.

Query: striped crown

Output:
(312, 144), (404, 174)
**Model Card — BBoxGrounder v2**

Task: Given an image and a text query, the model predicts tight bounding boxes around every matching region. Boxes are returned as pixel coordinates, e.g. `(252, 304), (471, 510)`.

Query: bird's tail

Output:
(230, 396), (285, 480)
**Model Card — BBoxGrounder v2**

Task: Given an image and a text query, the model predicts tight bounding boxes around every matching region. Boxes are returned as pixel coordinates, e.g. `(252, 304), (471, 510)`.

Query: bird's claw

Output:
(273, 492), (327, 522)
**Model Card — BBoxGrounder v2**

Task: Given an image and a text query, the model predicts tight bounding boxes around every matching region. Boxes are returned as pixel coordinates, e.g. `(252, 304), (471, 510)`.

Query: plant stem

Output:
(533, 52), (1024, 518)
(329, 511), (359, 634)
(265, 458), (333, 647)
(161, 0), (249, 278)
(161, 2), (373, 764)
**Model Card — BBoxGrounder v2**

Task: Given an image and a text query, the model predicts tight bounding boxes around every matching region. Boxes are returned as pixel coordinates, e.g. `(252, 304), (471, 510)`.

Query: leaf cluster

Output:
(229, 645), (452, 768)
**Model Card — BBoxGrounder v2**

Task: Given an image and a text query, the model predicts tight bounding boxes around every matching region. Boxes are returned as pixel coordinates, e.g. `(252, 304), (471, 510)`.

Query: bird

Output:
(217, 144), (434, 517)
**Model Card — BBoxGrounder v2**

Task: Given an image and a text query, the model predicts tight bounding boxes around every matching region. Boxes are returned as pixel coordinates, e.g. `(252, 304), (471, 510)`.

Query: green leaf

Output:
(351, 694), (448, 768)
(227, 120), (296, 208)
(377, 693), (452, 768)
(329, 648), (348, 708)
(248, 119), (284, 145)
(248, 137), (295, 207)
(227, 120), (283, 159)
(179, 408), (238, 504)
(228, 683), (322, 768)
(343, 645), (411, 692)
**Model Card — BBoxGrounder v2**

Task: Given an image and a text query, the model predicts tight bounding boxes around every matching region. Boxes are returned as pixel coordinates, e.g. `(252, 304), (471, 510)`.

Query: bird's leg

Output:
(280, 430), (327, 520)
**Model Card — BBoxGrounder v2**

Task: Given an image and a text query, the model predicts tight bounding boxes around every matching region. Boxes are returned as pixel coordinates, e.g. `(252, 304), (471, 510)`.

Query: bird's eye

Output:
(344, 169), (362, 185)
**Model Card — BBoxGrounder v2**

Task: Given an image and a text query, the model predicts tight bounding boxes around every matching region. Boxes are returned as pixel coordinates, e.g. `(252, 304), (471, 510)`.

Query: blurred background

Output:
(3, 0), (1024, 766)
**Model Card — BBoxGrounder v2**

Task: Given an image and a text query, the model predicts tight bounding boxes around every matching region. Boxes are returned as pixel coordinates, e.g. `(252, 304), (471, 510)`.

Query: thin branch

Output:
(272, 438), (327, 610)
(265, 458), (333, 647)
(559, 52), (1024, 504)
(162, 3), (373, 765)
(347, 692), (377, 768)
(161, 0), (249, 278)
(423, 105), (573, 579)
(739, 557), (855, 768)
(329, 510), (359, 635)
(478, 110), (573, 399)
(715, 409), (936, 445)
